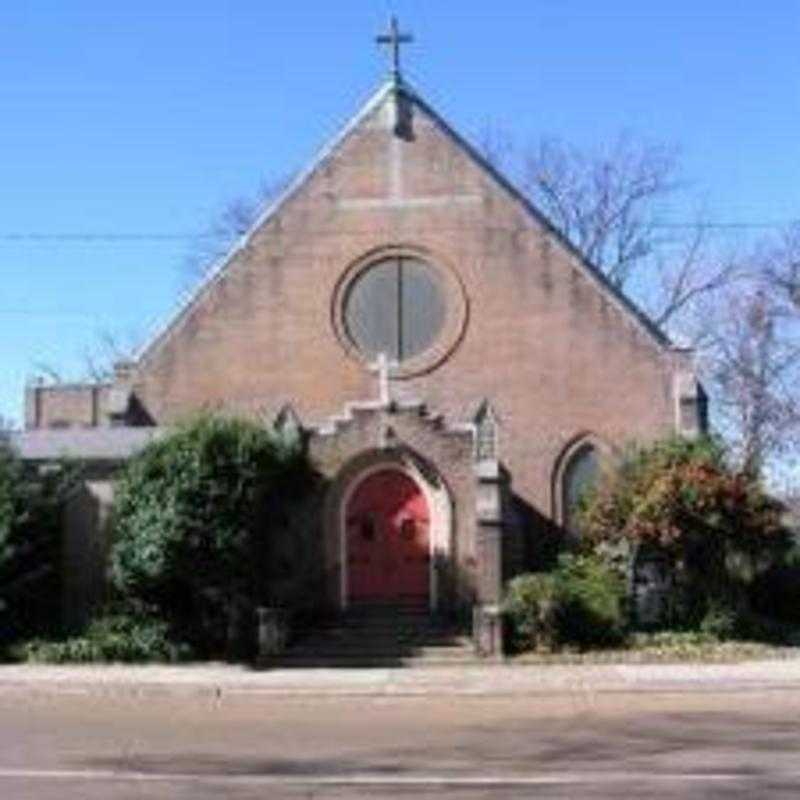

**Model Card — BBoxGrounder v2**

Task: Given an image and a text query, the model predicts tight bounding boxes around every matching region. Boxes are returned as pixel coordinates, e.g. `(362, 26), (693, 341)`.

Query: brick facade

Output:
(22, 81), (704, 636)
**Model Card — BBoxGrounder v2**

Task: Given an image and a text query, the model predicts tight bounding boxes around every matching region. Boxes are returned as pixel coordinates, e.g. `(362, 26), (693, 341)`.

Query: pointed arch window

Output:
(562, 443), (599, 536)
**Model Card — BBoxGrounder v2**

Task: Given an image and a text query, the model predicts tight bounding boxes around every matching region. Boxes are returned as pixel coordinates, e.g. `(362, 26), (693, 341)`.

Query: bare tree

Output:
(32, 328), (140, 387)
(30, 363), (64, 385)
(708, 281), (800, 478)
(521, 134), (679, 288)
(80, 329), (140, 382)
(477, 131), (736, 334)
(764, 221), (800, 310)
(648, 225), (740, 330)
(477, 121), (516, 173)
(479, 129), (800, 480)
(185, 176), (293, 281)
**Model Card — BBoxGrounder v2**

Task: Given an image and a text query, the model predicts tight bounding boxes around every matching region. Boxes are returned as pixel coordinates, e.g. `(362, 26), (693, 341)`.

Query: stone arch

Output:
(322, 446), (455, 612)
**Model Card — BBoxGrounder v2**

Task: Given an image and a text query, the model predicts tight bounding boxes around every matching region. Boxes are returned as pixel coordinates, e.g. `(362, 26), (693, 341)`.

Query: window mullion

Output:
(397, 257), (404, 361)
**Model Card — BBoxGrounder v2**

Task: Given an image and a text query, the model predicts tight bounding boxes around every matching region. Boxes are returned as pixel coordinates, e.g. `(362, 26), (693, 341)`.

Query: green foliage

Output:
(504, 553), (626, 652)
(698, 600), (739, 640)
(109, 414), (319, 657)
(503, 572), (559, 652)
(627, 629), (792, 661)
(554, 553), (626, 647)
(579, 436), (781, 551)
(0, 448), (22, 572)
(14, 614), (193, 663)
(578, 435), (789, 624)
(0, 447), (79, 643)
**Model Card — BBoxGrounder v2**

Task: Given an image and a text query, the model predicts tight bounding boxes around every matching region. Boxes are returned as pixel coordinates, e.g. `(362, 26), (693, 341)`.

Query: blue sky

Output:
(1, 1), (798, 425)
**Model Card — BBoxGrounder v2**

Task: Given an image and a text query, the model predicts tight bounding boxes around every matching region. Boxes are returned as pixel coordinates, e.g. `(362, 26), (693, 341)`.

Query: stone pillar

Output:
(107, 361), (135, 427)
(24, 381), (42, 430)
(672, 348), (708, 437)
(473, 459), (507, 658)
(256, 607), (289, 660)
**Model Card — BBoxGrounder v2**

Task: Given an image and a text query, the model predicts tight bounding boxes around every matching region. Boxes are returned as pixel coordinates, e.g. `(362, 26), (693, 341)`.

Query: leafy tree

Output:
(578, 436), (789, 624)
(109, 415), (319, 657)
(0, 446), (79, 644)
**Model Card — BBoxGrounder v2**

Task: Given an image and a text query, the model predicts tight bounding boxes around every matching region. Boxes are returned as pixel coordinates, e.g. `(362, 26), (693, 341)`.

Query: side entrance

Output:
(344, 469), (430, 607)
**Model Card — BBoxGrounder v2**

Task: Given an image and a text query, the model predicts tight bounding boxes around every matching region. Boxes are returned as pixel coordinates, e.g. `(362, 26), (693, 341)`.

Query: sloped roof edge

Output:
(135, 78), (670, 366)
(135, 80), (396, 365)
(405, 87), (671, 350)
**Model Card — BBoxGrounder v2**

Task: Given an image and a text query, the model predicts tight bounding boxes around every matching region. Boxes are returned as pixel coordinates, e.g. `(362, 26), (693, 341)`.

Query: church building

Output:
(12, 24), (706, 656)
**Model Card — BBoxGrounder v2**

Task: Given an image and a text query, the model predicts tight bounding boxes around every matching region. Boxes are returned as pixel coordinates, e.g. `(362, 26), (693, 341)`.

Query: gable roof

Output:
(135, 79), (670, 366)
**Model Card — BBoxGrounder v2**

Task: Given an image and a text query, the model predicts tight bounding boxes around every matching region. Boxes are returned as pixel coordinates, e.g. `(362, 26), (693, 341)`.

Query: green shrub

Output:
(577, 435), (790, 627)
(15, 614), (193, 663)
(1, 448), (79, 644)
(109, 414), (320, 658)
(503, 573), (559, 652)
(504, 553), (626, 652)
(554, 553), (626, 648)
(699, 601), (739, 640)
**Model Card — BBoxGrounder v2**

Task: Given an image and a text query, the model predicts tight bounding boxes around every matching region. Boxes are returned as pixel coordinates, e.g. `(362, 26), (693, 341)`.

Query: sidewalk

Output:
(1, 658), (800, 698)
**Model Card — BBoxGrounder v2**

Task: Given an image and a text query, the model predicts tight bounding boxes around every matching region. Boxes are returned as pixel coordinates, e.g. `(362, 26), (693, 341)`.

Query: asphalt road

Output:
(1, 686), (799, 798)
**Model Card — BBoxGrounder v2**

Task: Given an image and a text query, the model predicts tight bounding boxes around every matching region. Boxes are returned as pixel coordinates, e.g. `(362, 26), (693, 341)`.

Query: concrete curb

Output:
(1, 660), (800, 699)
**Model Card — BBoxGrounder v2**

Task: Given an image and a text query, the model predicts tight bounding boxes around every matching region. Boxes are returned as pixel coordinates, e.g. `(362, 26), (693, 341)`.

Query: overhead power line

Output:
(0, 233), (207, 242)
(0, 220), (795, 243)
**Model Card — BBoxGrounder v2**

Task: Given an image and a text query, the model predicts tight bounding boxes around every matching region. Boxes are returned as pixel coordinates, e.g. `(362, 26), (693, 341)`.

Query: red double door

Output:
(346, 469), (430, 605)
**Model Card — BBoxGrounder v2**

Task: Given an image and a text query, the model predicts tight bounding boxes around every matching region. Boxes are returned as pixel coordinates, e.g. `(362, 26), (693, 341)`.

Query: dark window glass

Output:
(360, 516), (376, 542)
(563, 445), (599, 536)
(344, 257), (445, 361)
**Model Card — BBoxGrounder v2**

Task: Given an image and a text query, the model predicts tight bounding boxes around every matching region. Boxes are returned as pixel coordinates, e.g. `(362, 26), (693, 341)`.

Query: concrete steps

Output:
(268, 605), (479, 668)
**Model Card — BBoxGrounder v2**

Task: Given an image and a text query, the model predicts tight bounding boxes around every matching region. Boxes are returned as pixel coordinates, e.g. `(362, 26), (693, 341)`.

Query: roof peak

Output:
(134, 74), (670, 366)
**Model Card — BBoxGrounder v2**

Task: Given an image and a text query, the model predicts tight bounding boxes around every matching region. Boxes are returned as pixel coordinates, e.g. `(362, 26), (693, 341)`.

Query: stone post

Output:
(256, 607), (288, 660)
(473, 458), (507, 658)
(672, 348), (708, 437)
(24, 380), (42, 430)
(107, 360), (136, 427)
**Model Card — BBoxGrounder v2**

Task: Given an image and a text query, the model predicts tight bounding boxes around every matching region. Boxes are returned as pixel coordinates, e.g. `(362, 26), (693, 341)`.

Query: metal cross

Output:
(375, 16), (413, 83)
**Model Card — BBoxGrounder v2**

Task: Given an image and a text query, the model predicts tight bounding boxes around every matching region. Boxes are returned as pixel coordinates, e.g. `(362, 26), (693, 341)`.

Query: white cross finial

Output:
(369, 352), (398, 405)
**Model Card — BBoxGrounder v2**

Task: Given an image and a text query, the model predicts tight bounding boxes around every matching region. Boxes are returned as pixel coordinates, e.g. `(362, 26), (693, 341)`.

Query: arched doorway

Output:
(344, 469), (430, 606)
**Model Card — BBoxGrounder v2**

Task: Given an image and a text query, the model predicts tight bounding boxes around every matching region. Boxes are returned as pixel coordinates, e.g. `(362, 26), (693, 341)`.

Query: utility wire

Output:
(0, 221), (794, 242)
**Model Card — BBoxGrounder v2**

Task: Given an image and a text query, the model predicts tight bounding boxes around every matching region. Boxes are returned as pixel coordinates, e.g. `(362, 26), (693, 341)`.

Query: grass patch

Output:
(509, 629), (800, 665)
(8, 614), (194, 664)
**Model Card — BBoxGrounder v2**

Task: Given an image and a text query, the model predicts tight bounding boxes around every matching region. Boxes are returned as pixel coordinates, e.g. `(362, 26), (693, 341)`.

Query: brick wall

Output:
(30, 86), (691, 567)
(25, 383), (111, 430)
(130, 89), (680, 522)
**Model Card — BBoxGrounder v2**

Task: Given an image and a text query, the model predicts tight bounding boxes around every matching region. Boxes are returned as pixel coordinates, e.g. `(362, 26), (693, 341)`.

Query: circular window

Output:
(343, 257), (445, 362)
